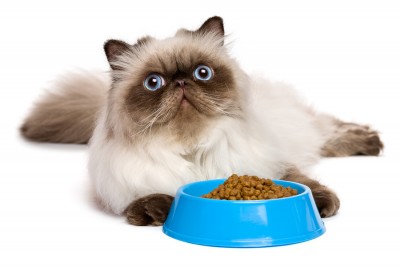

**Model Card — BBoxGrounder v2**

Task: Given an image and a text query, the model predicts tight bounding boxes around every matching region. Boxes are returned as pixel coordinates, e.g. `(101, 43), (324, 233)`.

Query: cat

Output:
(21, 16), (383, 226)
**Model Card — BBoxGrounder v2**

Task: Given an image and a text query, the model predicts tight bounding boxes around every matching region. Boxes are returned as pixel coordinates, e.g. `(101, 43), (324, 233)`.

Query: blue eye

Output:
(193, 65), (213, 81)
(144, 74), (165, 91)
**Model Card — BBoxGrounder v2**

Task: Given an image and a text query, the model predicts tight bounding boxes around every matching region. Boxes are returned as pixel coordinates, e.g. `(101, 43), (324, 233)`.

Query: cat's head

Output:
(104, 17), (245, 142)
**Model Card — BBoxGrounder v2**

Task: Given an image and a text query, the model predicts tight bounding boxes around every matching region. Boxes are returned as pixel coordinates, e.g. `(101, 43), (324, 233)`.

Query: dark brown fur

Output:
(125, 194), (174, 226)
(281, 167), (340, 218)
(20, 73), (107, 144)
(321, 122), (384, 157)
(177, 16), (224, 45)
(123, 52), (237, 132)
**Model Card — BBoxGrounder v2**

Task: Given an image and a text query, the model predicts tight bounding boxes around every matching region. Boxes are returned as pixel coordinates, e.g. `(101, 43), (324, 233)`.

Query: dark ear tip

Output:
(208, 16), (223, 22)
(103, 39), (117, 58)
(205, 16), (224, 28)
(103, 39), (116, 49)
(103, 39), (132, 70)
(103, 39), (112, 49)
(199, 16), (225, 35)
(104, 39), (130, 55)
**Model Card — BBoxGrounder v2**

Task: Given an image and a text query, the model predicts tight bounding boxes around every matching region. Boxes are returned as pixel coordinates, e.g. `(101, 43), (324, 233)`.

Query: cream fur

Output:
(89, 73), (325, 214)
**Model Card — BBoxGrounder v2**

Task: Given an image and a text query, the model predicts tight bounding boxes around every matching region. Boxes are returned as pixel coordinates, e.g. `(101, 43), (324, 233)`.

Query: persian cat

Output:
(21, 17), (383, 226)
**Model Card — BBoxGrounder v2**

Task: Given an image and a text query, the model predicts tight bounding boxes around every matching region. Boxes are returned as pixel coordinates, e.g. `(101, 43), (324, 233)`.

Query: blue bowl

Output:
(163, 179), (325, 247)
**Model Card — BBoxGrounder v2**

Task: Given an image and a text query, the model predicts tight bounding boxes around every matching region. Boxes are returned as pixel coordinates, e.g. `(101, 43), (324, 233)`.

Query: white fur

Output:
(89, 74), (326, 214)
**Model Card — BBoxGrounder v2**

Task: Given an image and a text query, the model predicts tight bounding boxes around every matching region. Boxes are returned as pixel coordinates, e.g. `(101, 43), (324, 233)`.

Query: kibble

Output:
(202, 174), (297, 200)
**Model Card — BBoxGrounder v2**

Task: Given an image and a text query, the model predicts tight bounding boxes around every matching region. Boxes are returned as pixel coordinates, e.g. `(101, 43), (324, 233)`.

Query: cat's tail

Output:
(20, 71), (110, 144)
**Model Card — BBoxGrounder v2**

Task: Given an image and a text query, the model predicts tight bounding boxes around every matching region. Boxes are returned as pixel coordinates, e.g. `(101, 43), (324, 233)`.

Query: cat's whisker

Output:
(194, 94), (232, 116)
(160, 106), (174, 123)
(137, 106), (165, 136)
(139, 107), (163, 125)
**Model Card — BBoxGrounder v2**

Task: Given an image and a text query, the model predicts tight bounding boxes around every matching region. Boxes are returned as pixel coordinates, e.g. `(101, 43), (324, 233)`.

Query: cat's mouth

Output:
(177, 88), (196, 109)
(165, 86), (225, 124)
(175, 87), (222, 117)
(180, 93), (193, 108)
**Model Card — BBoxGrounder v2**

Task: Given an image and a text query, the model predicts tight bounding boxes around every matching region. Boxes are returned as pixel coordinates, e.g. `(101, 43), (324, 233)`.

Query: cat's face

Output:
(105, 17), (243, 141)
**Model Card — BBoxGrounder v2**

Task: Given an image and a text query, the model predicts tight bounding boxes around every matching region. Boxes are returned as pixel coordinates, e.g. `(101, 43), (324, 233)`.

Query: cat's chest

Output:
(183, 129), (279, 179)
(142, 118), (282, 181)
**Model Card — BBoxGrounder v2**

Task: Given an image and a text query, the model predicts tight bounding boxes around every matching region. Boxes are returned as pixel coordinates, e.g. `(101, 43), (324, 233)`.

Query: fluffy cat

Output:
(21, 17), (383, 226)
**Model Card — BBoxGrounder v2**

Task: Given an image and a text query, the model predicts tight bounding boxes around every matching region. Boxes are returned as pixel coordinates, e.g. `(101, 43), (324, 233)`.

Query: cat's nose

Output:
(175, 80), (186, 87)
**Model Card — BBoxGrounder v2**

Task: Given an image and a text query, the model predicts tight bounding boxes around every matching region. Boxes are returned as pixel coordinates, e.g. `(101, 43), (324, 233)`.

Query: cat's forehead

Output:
(138, 36), (225, 75)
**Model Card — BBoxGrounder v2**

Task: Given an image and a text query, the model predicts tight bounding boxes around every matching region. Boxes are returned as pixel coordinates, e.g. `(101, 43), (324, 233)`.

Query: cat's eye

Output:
(144, 74), (165, 91)
(193, 65), (213, 81)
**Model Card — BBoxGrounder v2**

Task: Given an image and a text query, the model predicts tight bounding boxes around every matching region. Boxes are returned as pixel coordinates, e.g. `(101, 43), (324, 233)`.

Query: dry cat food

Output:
(202, 174), (297, 200)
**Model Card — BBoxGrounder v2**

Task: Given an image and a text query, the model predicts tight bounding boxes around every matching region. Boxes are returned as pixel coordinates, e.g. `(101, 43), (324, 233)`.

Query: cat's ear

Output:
(196, 16), (225, 45)
(176, 16), (225, 45)
(104, 39), (132, 70)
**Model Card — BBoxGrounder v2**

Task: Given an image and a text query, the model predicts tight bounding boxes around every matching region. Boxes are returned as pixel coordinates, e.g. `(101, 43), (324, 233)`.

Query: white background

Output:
(1, 0), (399, 266)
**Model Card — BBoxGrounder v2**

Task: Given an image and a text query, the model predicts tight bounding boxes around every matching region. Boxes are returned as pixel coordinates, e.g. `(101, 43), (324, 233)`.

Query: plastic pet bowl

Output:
(163, 179), (325, 247)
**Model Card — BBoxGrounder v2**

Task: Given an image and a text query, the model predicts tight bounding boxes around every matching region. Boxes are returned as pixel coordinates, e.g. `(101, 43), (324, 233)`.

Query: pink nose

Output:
(176, 80), (186, 87)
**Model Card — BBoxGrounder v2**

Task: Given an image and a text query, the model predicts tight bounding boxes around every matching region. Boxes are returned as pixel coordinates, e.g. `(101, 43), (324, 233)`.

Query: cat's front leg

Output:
(281, 167), (340, 218)
(124, 194), (174, 226)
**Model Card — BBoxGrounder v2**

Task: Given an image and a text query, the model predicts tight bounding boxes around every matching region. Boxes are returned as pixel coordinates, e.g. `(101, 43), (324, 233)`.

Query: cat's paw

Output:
(343, 124), (383, 156)
(125, 194), (174, 226)
(311, 186), (340, 218)
(322, 123), (384, 157)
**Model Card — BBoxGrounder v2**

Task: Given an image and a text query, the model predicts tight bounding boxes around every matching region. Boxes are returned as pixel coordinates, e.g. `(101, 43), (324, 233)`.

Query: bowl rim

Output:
(177, 178), (311, 203)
